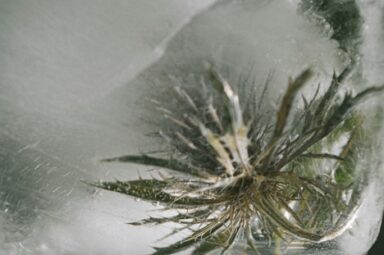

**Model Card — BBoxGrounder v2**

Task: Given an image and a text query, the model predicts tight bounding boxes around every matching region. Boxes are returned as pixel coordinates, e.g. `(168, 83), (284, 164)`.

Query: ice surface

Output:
(0, 0), (383, 254)
(337, 1), (384, 254)
(0, 1), (216, 254)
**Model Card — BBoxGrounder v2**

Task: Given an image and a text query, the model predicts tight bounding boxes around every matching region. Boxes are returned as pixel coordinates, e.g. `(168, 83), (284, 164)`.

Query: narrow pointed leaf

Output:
(152, 219), (226, 255)
(130, 209), (211, 226)
(93, 179), (171, 202)
(93, 179), (221, 206)
(101, 154), (203, 177)
(192, 225), (240, 255)
(300, 153), (344, 161)
(323, 86), (384, 135)
(273, 69), (313, 139)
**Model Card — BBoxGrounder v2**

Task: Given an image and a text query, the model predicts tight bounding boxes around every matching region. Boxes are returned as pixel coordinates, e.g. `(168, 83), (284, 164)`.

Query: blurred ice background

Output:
(0, 1), (217, 254)
(0, 0), (383, 254)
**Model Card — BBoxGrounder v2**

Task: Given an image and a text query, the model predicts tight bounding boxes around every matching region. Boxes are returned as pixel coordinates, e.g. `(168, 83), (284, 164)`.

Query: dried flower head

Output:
(92, 63), (384, 254)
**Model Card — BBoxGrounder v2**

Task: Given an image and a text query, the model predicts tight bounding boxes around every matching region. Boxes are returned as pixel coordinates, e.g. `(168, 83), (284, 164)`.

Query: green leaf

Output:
(273, 69), (313, 139)
(129, 209), (210, 226)
(333, 127), (361, 188)
(191, 237), (223, 255)
(152, 219), (226, 255)
(94, 179), (171, 202)
(191, 222), (241, 255)
(324, 85), (384, 134)
(92, 179), (221, 206)
(101, 154), (204, 177)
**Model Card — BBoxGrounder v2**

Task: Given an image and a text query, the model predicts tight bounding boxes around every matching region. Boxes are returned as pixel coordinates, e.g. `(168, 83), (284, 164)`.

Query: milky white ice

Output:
(0, 0), (383, 255)
(338, 2), (384, 254)
(0, 1), (216, 254)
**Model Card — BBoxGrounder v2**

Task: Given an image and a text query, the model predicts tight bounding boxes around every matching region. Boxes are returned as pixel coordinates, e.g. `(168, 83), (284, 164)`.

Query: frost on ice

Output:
(0, 0), (384, 254)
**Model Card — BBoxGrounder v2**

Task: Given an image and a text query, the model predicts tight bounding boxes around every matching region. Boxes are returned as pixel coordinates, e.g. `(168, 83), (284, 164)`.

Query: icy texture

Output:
(337, 1), (384, 254)
(0, 0), (383, 254)
(107, 1), (384, 254)
(0, 1), (216, 254)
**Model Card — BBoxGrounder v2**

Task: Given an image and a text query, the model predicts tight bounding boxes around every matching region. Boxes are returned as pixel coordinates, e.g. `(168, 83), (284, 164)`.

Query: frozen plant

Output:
(90, 62), (384, 254)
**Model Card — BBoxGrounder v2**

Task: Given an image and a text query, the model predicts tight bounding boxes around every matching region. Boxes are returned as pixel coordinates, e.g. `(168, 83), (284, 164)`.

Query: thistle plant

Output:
(91, 63), (384, 254)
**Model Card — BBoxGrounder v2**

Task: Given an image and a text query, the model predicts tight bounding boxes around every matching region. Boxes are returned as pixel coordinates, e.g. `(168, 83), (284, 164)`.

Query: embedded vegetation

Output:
(92, 64), (383, 254)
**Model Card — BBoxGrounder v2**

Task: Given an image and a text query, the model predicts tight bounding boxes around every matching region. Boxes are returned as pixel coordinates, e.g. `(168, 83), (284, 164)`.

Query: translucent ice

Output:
(0, 0), (383, 254)
(0, 1), (216, 254)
